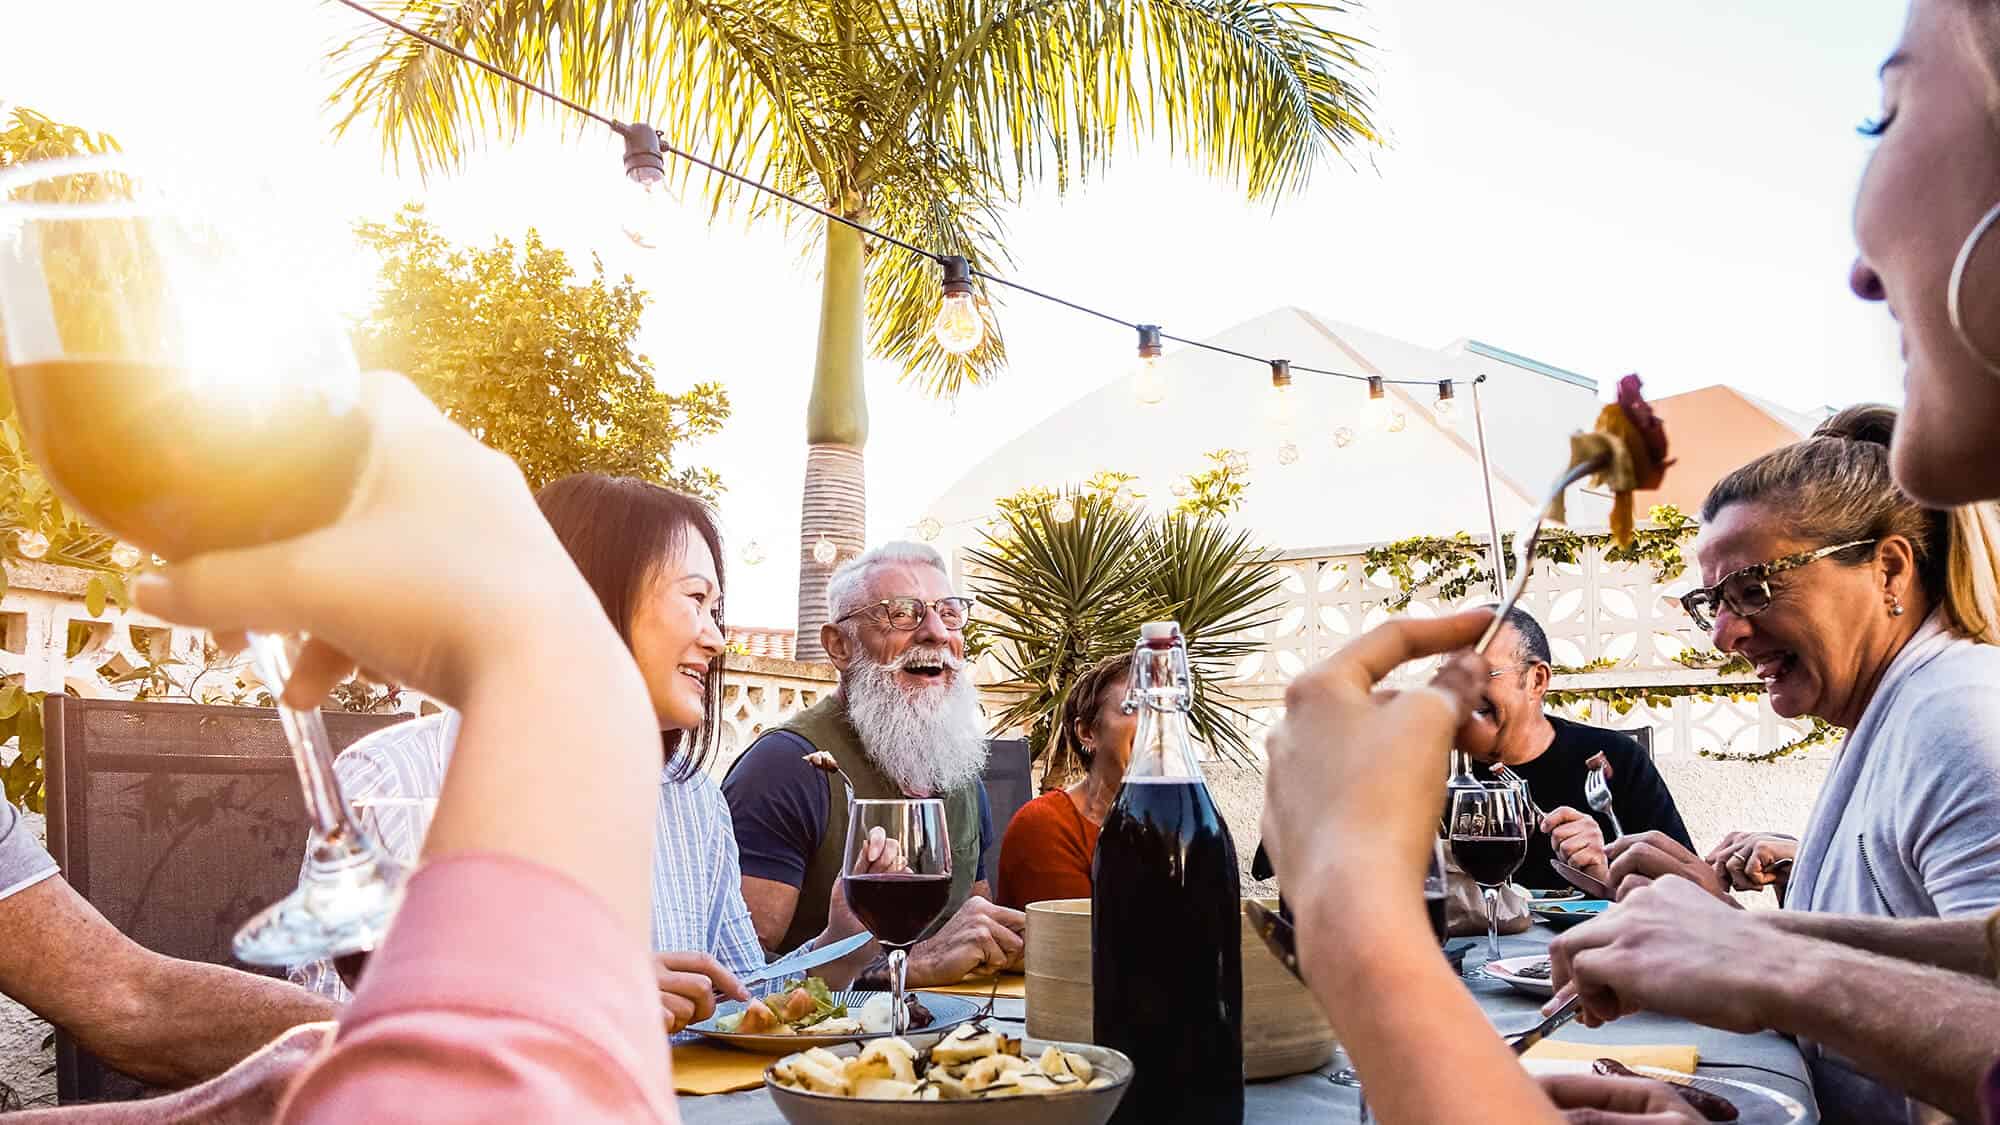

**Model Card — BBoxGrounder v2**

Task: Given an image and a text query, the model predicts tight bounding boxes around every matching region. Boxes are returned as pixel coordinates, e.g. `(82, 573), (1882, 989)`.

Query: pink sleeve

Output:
(279, 854), (678, 1124)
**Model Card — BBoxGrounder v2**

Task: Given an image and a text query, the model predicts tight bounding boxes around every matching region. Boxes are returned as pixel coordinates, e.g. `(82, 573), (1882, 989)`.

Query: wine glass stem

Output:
(1481, 886), (1501, 961)
(888, 947), (910, 1036)
(248, 632), (358, 840)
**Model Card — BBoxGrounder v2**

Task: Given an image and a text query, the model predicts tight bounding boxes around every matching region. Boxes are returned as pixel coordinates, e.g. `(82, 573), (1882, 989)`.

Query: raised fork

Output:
(1584, 766), (1624, 840)
(1492, 764), (1547, 825)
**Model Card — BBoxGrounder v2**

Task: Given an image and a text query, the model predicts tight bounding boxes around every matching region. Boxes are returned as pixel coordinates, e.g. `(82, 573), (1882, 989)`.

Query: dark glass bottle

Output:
(1092, 621), (1244, 1125)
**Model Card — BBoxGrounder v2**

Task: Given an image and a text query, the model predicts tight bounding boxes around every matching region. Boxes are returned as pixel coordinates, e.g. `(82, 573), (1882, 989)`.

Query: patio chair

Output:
(980, 737), (1032, 885)
(42, 694), (409, 1105)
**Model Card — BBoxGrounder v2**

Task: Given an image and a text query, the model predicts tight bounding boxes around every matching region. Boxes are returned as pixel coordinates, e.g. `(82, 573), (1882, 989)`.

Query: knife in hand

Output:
(735, 930), (874, 995)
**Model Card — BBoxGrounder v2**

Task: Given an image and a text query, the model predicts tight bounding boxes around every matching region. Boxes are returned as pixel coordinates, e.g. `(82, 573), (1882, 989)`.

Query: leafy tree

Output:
(328, 0), (1383, 657)
(352, 205), (728, 496)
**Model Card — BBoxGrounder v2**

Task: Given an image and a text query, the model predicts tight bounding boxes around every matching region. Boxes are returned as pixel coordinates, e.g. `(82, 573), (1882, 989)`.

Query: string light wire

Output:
(332, 0), (1468, 390)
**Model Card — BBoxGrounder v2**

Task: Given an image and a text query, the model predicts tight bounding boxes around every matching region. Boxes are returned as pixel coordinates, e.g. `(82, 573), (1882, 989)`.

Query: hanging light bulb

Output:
(1387, 411), (1408, 433)
(1334, 426), (1356, 448)
(1360, 375), (1392, 431)
(1264, 359), (1294, 426)
(1050, 497), (1077, 522)
(1131, 325), (1167, 405)
(1170, 478), (1192, 498)
(615, 121), (675, 249)
(811, 535), (838, 567)
(916, 517), (943, 542)
(14, 529), (47, 560)
(1277, 441), (1300, 465)
(109, 541), (143, 569)
(932, 256), (984, 355)
(1225, 450), (1250, 473)
(1434, 379), (1457, 416)
(741, 539), (767, 567)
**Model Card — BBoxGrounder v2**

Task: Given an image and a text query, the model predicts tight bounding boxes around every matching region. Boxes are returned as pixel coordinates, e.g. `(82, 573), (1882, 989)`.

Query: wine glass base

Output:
(233, 838), (407, 967)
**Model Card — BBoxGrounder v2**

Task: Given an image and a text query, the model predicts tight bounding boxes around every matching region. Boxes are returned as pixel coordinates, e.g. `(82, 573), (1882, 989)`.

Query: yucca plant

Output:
(968, 490), (1281, 776)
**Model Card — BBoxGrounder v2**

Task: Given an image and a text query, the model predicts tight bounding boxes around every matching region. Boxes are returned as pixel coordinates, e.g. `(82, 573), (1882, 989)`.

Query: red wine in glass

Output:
(841, 872), (952, 948)
(1450, 837), (1529, 887)
(842, 799), (952, 1037)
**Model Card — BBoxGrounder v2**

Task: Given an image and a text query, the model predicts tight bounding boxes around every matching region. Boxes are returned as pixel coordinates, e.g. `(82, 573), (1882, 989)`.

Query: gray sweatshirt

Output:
(1789, 612), (2000, 1125)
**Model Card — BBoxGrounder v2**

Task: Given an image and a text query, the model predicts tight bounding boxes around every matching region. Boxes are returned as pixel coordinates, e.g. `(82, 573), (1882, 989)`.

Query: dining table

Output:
(673, 925), (1821, 1124)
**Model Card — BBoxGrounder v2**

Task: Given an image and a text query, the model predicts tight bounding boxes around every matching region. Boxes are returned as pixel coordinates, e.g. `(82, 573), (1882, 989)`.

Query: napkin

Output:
(1522, 1039), (1699, 1075)
(921, 972), (1028, 998)
(670, 1042), (788, 1095)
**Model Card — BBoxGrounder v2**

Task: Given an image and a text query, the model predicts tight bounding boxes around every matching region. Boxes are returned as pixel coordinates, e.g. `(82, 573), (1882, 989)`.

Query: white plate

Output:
(1523, 1059), (1806, 1124)
(690, 990), (982, 1053)
(1482, 954), (1556, 998)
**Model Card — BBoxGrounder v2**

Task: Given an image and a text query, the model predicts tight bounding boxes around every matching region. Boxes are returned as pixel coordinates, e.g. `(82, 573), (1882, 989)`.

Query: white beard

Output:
(843, 647), (990, 796)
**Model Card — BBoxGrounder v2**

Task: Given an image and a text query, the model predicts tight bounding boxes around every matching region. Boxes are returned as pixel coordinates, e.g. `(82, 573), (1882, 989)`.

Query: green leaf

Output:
(84, 576), (105, 617)
(0, 685), (23, 721)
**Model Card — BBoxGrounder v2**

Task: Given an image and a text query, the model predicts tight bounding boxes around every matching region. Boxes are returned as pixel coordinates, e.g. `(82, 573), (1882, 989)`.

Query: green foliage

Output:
(351, 205), (729, 496)
(327, 0), (1382, 398)
(1363, 505), (1698, 612)
(967, 484), (1281, 774)
(1698, 716), (1842, 763)
(1174, 450), (1251, 520)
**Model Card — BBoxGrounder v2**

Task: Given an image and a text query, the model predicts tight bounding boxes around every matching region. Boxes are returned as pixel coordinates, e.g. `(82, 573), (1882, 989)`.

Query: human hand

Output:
(1543, 807), (1611, 884)
(827, 827), (907, 941)
(1260, 610), (1493, 918)
(1546, 875), (1792, 1032)
(1536, 1073), (1706, 1123)
(132, 371), (609, 711)
(1704, 831), (1797, 892)
(904, 896), (1025, 985)
(1605, 831), (1733, 903)
(656, 952), (748, 1034)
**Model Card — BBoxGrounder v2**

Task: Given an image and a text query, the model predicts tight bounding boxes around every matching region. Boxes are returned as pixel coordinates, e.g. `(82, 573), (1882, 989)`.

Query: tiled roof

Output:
(727, 626), (796, 661)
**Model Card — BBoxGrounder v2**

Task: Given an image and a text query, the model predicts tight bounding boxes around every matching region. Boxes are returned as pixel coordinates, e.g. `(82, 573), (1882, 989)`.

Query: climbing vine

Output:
(1362, 505), (1698, 612)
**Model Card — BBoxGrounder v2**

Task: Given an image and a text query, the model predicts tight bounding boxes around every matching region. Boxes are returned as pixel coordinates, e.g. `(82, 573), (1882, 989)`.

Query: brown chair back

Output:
(42, 694), (410, 1104)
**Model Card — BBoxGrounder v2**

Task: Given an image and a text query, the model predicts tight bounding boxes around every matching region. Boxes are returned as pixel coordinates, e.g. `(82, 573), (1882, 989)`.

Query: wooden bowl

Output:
(1024, 897), (1335, 1080)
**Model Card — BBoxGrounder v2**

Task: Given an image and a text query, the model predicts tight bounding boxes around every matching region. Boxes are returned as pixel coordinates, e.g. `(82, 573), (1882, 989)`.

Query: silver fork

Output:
(1491, 764), (1547, 824)
(1584, 764), (1624, 840)
(1474, 453), (1609, 656)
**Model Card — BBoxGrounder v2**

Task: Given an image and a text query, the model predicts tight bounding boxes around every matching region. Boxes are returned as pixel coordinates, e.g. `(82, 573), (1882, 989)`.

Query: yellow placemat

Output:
(670, 1042), (787, 1095)
(1523, 1039), (1699, 1075)
(921, 972), (1028, 998)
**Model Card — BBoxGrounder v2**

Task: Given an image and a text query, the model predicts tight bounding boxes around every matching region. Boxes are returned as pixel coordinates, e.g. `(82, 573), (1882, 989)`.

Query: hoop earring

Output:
(1947, 200), (2000, 376)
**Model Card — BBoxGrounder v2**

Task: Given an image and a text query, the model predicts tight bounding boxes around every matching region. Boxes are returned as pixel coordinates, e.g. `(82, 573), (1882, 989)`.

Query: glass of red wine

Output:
(841, 798), (952, 1036)
(0, 155), (403, 968)
(1448, 781), (1531, 962)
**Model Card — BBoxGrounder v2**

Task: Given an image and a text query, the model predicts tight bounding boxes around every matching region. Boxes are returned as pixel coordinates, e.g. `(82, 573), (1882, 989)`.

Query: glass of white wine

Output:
(0, 154), (404, 968)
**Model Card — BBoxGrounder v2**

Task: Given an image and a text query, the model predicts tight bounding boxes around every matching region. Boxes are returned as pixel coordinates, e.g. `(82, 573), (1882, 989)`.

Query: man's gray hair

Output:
(826, 541), (952, 624)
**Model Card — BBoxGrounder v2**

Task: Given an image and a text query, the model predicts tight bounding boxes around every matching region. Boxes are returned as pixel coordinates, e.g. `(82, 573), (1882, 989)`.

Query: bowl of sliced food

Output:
(765, 1022), (1133, 1125)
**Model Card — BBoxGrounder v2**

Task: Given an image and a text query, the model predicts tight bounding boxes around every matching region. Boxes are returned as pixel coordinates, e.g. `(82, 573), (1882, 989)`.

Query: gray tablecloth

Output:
(675, 927), (1820, 1123)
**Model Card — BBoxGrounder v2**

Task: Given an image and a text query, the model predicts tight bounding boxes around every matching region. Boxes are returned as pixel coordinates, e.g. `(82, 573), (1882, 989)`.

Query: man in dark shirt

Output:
(724, 541), (1024, 987)
(1469, 607), (1692, 892)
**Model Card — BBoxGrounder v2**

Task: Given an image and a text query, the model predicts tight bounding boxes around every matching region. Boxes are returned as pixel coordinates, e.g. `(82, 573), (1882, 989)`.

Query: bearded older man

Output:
(724, 542), (1025, 986)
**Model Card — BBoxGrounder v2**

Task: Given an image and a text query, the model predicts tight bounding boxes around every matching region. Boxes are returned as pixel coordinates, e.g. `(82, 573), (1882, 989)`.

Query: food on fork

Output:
(1592, 1058), (1739, 1121)
(1586, 752), (1613, 780)
(716, 977), (849, 1035)
(1551, 374), (1674, 547)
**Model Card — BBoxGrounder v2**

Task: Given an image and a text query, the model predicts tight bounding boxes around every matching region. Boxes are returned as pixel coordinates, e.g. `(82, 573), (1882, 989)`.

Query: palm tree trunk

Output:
(795, 216), (869, 663)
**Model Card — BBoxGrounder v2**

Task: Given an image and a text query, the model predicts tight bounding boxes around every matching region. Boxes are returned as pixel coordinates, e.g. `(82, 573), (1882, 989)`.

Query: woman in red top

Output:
(997, 655), (1137, 910)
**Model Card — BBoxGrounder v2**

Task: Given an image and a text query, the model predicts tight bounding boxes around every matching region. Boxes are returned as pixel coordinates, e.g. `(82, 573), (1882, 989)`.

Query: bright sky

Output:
(2, 0), (1912, 628)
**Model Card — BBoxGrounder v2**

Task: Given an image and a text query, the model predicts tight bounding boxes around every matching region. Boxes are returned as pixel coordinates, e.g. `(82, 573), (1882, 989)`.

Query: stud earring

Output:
(1890, 598), (1906, 618)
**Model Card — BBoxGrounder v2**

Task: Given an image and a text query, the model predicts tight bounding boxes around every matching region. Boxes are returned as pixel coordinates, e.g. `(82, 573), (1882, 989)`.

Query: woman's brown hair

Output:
(1050, 654), (1132, 781)
(535, 473), (726, 780)
(1701, 404), (2000, 644)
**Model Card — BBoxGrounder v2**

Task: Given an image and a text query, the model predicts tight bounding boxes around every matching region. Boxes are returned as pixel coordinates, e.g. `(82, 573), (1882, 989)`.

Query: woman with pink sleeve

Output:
(131, 371), (698, 1122)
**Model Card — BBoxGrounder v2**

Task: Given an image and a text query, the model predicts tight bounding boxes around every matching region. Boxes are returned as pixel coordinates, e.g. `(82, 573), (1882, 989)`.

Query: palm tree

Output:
(328, 0), (1381, 658)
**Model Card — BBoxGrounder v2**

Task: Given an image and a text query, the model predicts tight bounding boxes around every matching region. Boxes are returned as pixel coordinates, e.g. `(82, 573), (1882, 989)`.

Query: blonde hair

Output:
(1702, 405), (2000, 644)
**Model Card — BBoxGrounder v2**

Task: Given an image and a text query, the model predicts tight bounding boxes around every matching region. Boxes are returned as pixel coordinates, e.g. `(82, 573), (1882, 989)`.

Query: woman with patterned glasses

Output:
(1600, 406), (2000, 929)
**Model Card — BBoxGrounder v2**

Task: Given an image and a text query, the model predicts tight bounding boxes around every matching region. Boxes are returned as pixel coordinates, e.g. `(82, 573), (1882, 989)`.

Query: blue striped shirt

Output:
(293, 711), (769, 1000)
